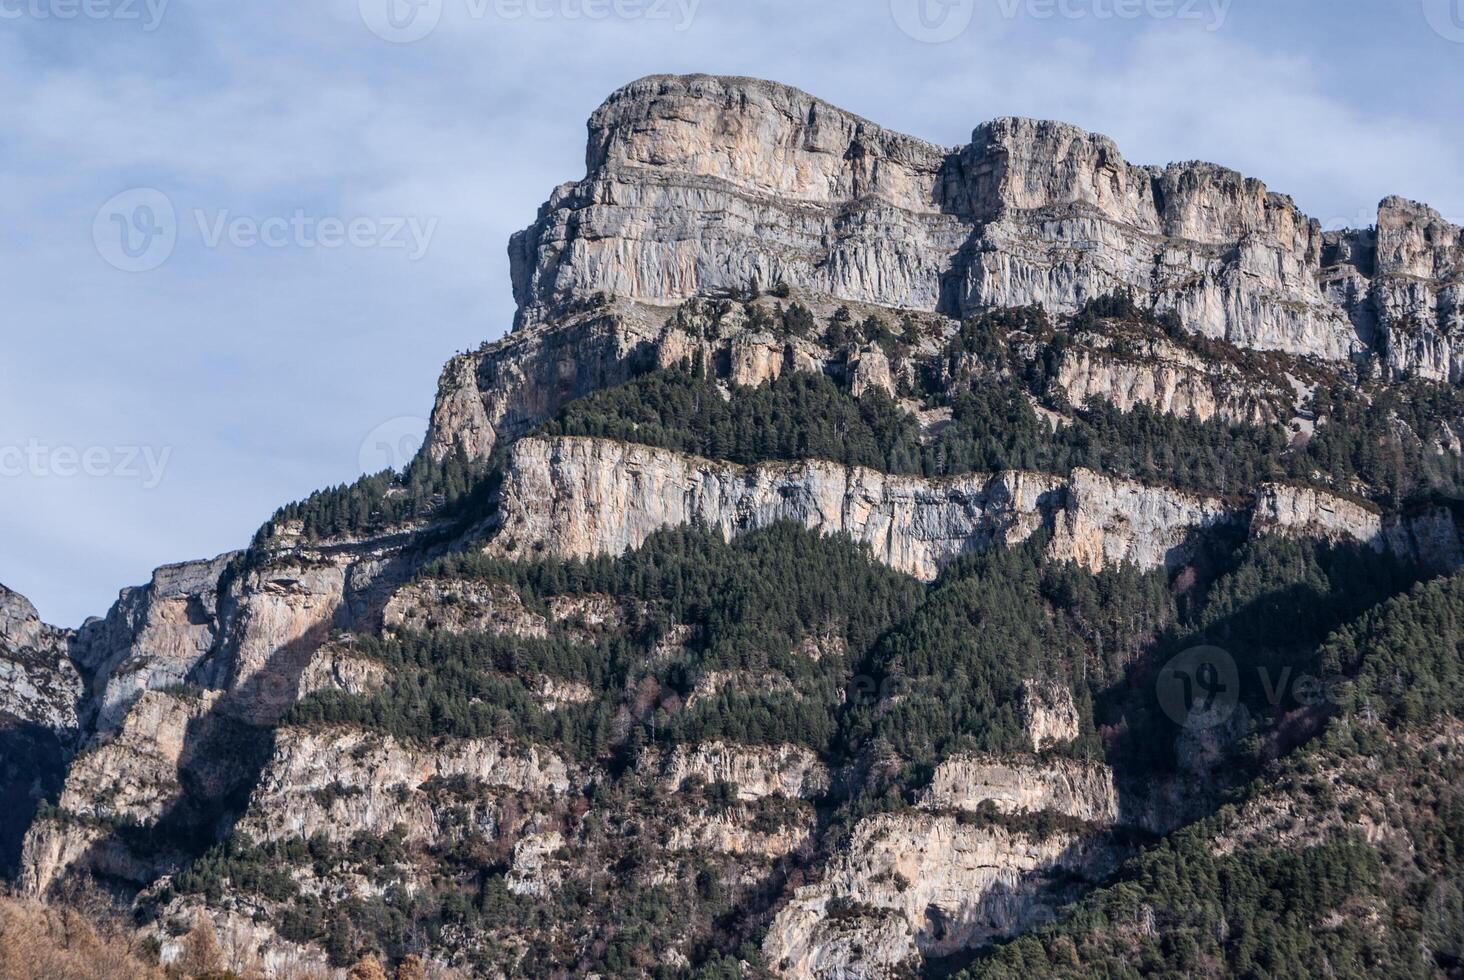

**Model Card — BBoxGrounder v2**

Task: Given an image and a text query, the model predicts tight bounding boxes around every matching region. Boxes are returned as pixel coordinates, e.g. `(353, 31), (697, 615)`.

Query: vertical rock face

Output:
(236, 727), (574, 846)
(490, 436), (1067, 580)
(13, 73), (1464, 978)
(953, 120), (1356, 360)
(424, 305), (666, 463)
(762, 812), (1108, 976)
(511, 75), (967, 324)
(507, 74), (1460, 370)
(920, 754), (1118, 824)
(491, 436), (1461, 582)
(0, 585), (79, 879)
(1017, 679), (1081, 751)
(645, 742), (831, 801)
(1051, 328), (1292, 424)
(17, 527), (421, 896)
(19, 689), (222, 895)
(1250, 483), (1464, 571)
(0, 585), (79, 733)
(1251, 484), (1383, 545)
(495, 436), (1110, 577)
(1373, 197), (1464, 381)
(72, 555), (235, 734)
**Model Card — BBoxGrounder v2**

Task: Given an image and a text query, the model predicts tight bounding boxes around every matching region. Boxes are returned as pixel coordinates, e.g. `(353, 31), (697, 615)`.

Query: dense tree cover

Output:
(1094, 536), (1431, 773)
(956, 834), (1419, 979)
(841, 538), (1175, 768)
(177, 293), (1464, 975)
(291, 522), (925, 760)
(291, 519), (1436, 780)
(253, 450), (489, 547)
(538, 290), (1464, 511)
(538, 366), (1293, 498)
(1296, 380), (1464, 506)
(957, 561), (1464, 980)
(539, 369), (926, 473)
(1320, 570), (1464, 727)
(246, 521), (1453, 977)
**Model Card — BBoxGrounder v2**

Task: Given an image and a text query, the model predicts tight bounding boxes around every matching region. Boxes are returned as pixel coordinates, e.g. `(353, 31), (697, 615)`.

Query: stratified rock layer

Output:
(511, 75), (1462, 370)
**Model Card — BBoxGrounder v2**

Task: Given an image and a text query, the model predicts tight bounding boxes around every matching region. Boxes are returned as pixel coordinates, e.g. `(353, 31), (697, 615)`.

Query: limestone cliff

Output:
(71, 555), (235, 734)
(509, 74), (1460, 369)
(920, 754), (1118, 824)
(763, 811), (1112, 977)
(237, 727), (575, 846)
(489, 436), (1239, 578)
(0, 585), (80, 734)
(10, 72), (1464, 980)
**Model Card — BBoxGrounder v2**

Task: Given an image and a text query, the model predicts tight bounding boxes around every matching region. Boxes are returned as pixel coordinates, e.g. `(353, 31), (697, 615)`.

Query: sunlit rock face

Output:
(509, 74), (1460, 369)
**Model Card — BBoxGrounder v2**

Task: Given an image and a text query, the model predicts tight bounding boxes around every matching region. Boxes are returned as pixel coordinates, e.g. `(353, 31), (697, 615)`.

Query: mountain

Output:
(5, 74), (1464, 979)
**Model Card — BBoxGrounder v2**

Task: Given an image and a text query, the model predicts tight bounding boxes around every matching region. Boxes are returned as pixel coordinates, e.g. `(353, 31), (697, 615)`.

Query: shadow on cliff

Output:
(57, 538), (431, 903)
(0, 718), (67, 879)
(1092, 533), (1432, 834)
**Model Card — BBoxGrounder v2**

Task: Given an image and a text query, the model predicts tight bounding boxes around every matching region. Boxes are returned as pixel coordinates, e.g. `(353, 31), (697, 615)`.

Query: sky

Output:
(2, 0), (1461, 626)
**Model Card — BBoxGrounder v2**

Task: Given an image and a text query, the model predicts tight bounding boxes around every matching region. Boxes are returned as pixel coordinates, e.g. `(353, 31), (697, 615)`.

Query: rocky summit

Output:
(6, 74), (1464, 979)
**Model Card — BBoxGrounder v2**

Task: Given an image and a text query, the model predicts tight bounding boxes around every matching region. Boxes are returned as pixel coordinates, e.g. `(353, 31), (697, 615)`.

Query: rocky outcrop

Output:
(763, 811), (1110, 977)
(665, 803), (815, 859)
(237, 727), (575, 846)
(1053, 330), (1291, 425)
(1252, 483), (1464, 571)
(1371, 198), (1464, 382)
(0, 585), (80, 733)
(490, 436), (1235, 579)
(19, 689), (222, 895)
(512, 76), (965, 327)
(383, 578), (548, 638)
(647, 741), (830, 801)
(295, 642), (388, 699)
(920, 754), (1118, 824)
(52, 690), (221, 828)
(71, 555), (234, 734)
(1251, 483), (1382, 544)
(424, 304), (666, 463)
(17, 530), (421, 895)
(1016, 679), (1080, 751)
(507, 74), (1464, 369)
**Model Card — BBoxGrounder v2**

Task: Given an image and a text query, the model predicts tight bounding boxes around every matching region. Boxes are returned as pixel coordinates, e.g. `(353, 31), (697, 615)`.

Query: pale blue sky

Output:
(3, 0), (1461, 625)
